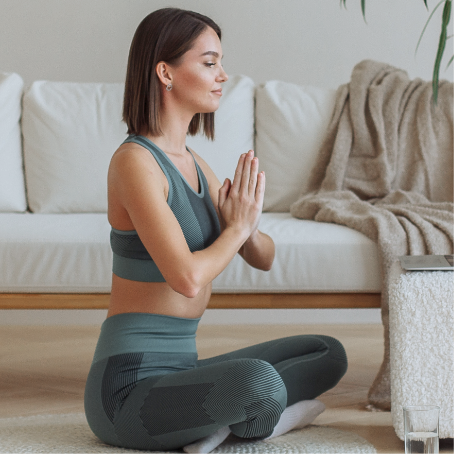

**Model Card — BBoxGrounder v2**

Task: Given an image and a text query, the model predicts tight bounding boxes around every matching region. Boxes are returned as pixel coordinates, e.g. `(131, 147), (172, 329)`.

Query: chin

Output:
(198, 104), (220, 114)
(211, 100), (222, 111)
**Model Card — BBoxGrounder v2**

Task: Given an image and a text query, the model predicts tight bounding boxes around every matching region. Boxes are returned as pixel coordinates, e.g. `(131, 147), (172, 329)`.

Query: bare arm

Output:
(108, 146), (267, 298)
(238, 228), (275, 271)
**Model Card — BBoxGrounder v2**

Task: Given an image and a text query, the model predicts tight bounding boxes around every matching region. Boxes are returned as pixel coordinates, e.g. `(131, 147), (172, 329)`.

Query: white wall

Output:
(1, 0), (452, 89)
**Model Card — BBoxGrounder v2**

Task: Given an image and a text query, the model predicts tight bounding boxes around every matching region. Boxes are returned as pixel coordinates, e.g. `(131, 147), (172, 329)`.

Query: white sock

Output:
(265, 399), (325, 440)
(183, 426), (231, 453)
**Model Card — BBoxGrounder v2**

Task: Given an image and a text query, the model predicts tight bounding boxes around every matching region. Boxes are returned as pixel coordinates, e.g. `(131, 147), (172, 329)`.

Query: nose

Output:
(218, 66), (228, 83)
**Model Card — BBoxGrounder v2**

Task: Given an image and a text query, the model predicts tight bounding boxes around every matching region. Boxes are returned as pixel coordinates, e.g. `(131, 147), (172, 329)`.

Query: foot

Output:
(265, 399), (325, 440)
(183, 426), (231, 453)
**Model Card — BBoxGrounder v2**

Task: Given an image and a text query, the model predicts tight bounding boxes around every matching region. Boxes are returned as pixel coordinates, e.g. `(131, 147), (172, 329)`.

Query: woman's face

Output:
(167, 26), (228, 113)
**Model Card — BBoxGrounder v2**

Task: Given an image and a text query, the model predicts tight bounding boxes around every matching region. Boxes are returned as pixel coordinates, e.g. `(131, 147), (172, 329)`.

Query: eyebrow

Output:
(200, 51), (223, 59)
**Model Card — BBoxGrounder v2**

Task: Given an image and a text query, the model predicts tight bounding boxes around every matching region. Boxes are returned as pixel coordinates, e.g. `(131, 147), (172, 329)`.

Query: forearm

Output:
(239, 229), (275, 271)
(183, 226), (249, 296)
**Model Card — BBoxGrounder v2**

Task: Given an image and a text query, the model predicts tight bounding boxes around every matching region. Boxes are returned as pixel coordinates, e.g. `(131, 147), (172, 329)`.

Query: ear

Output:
(155, 61), (173, 88)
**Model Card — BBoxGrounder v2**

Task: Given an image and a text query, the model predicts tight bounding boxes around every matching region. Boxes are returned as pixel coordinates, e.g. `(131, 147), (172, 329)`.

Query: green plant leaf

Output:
(339, 0), (367, 21)
(416, 0), (446, 56)
(339, 0), (452, 104)
(446, 54), (454, 68)
(432, 0), (452, 103)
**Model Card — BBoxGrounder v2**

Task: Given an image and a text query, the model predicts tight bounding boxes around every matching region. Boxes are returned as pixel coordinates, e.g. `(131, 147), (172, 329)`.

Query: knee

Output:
(204, 359), (287, 430)
(319, 335), (348, 381)
(229, 359), (287, 406)
(226, 359), (286, 439)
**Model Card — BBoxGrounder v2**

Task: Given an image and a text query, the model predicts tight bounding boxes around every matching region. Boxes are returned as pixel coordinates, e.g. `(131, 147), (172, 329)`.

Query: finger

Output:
(231, 154), (246, 194)
(239, 150), (254, 195)
(255, 171), (265, 205)
(218, 178), (231, 208)
(248, 156), (259, 197)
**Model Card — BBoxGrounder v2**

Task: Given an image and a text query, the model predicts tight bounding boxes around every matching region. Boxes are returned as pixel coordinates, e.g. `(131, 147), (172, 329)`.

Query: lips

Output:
(212, 89), (222, 96)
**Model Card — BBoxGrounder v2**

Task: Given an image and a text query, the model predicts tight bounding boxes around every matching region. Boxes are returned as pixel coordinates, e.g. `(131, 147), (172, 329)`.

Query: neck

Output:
(145, 99), (195, 157)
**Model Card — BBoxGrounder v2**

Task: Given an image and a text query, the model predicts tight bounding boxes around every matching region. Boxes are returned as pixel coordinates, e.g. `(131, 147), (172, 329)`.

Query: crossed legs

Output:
(107, 334), (347, 451)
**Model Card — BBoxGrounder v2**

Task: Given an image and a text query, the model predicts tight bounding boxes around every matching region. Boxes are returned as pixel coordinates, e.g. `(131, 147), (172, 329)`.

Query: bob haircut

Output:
(123, 8), (222, 141)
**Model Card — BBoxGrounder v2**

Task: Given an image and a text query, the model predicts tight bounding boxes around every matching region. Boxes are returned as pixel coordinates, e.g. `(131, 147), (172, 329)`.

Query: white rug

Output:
(0, 413), (377, 453)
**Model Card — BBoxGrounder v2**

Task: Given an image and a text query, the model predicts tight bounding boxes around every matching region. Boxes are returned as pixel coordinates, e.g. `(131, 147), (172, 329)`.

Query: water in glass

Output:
(405, 431), (439, 454)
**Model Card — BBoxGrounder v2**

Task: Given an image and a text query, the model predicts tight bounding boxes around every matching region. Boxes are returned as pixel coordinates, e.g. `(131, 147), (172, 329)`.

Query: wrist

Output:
(244, 229), (260, 246)
(223, 224), (250, 246)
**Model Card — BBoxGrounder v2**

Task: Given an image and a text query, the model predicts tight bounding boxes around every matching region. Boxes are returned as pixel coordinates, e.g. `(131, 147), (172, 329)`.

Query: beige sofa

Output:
(0, 71), (381, 310)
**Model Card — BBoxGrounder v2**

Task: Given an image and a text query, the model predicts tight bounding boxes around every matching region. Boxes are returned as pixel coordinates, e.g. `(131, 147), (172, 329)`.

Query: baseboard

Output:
(0, 308), (382, 325)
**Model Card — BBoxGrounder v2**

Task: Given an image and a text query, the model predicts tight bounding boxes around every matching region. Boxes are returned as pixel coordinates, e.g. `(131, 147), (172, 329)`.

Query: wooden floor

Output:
(0, 323), (452, 453)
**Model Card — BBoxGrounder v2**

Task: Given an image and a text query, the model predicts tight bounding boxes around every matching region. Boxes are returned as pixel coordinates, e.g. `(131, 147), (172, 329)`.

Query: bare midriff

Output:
(107, 274), (211, 319)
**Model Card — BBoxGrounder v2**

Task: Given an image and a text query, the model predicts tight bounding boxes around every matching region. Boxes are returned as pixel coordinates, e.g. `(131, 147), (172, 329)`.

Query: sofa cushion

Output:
(0, 213), (113, 292)
(21, 75), (254, 213)
(0, 72), (27, 212)
(255, 81), (336, 212)
(22, 81), (127, 213)
(0, 213), (380, 293)
(213, 213), (381, 292)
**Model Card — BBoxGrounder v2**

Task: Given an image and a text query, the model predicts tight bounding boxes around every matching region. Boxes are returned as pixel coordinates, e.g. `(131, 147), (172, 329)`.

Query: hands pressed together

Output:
(218, 150), (265, 242)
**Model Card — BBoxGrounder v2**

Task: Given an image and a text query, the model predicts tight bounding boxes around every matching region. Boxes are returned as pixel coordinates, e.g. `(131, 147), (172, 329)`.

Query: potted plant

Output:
(341, 0), (453, 102)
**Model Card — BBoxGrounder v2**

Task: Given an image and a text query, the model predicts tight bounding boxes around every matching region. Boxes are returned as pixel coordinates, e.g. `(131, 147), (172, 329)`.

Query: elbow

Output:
(259, 258), (273, 272)
(180, 285), (200, 299)
(170, 271), (202, 299)
(246, 256), (274, 272)
(260, 252), (275, 272)
(262, 262), (273, 272)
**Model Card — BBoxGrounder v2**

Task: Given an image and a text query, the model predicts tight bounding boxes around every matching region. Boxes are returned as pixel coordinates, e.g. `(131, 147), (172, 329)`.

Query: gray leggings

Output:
(84, 313), (347, 451)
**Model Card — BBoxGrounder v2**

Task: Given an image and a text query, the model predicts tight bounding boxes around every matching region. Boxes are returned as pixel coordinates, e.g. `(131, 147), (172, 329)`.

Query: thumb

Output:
(218, 178), (231, 208)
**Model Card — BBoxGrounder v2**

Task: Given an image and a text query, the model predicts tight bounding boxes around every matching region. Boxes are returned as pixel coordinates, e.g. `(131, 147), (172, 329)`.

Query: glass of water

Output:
(404, 405), (439, 454)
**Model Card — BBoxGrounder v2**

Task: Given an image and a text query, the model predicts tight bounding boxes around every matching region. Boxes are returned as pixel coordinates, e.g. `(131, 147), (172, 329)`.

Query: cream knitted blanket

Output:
(290, 60), (454, 410)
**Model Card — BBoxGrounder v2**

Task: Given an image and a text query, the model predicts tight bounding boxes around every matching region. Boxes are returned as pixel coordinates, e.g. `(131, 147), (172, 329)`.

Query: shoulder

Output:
(110, 142), (163, 177)
(111, 142), (151, 167)
(108, 142), (168, 193)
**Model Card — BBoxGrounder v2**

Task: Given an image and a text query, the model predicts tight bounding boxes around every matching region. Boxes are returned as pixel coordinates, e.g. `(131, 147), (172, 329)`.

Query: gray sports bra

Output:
(110, 135), (221, 282)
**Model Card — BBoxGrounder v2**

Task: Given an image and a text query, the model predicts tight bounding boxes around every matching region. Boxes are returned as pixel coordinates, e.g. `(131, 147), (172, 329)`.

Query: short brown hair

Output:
(123, 8), (221, 140)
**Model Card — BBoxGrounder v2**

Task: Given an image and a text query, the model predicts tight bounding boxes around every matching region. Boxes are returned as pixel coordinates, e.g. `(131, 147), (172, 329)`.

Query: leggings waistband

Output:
(92, 312), (200, 364)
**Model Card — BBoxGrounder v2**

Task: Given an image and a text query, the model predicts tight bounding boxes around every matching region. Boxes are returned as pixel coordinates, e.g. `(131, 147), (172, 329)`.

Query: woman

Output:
(84, 8), (348, 453)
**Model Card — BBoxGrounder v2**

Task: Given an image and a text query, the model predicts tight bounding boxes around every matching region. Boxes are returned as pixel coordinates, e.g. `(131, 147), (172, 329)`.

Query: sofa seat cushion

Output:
(213, 213), (381, 292)
(0, 213), (113, 292)
(0, 213), (381, 293)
